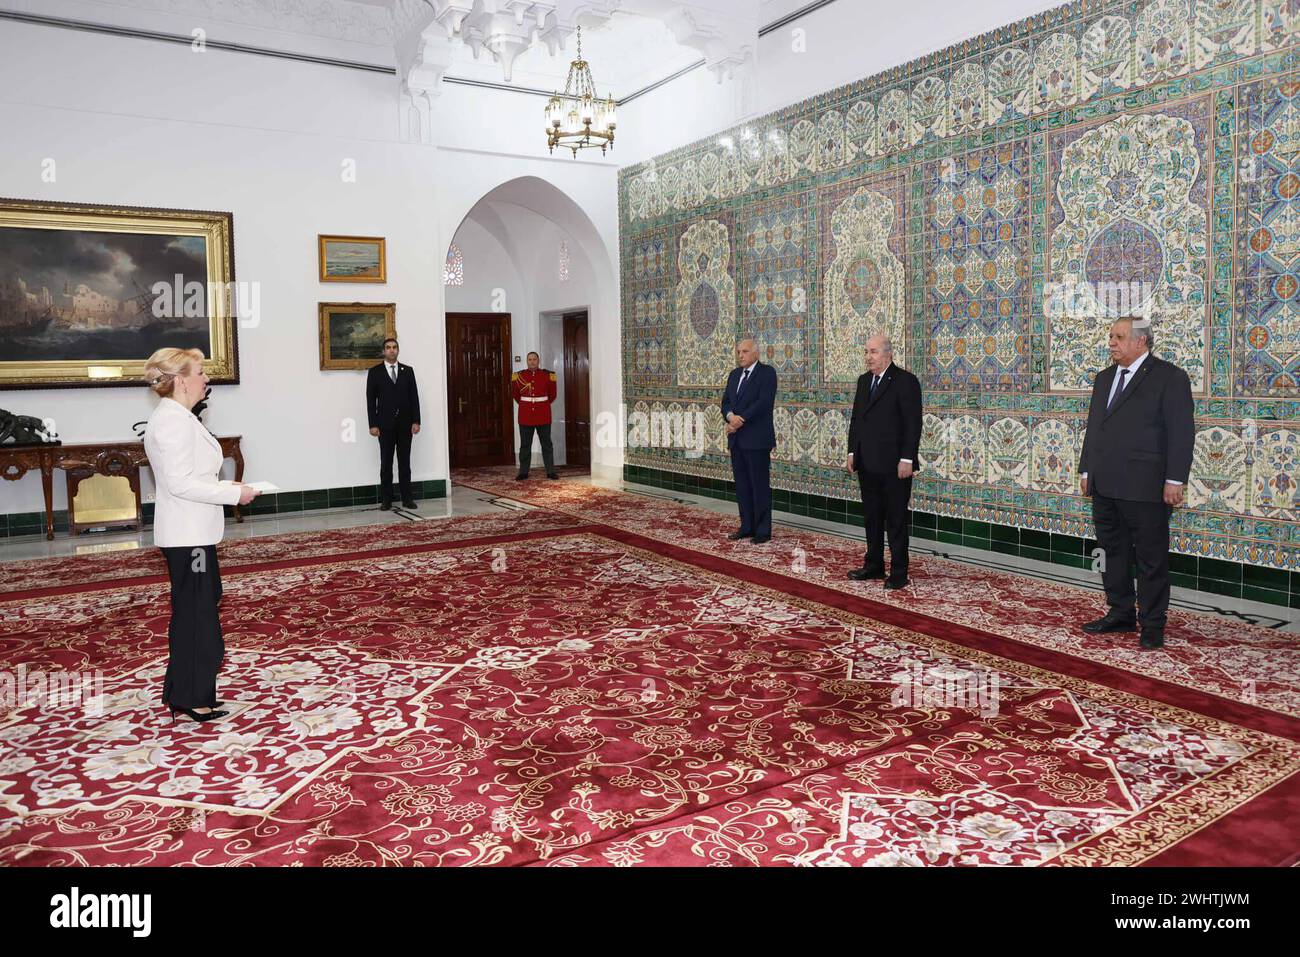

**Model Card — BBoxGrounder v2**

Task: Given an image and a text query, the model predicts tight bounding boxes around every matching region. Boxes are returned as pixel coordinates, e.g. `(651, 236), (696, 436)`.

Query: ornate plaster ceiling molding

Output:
(394, 0), (755, 97)
(656, 2), (753, 81)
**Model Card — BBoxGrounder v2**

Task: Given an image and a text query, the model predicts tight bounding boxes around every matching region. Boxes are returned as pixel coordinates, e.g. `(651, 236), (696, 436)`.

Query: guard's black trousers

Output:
(160, 544), (224, 710)
(519, 424), (555, 476)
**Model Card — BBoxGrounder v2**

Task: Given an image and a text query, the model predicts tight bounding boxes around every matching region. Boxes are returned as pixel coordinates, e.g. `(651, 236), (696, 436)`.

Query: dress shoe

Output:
(1139, 628), (1165, 650)
(884, 578), (909, 590)
(379, 501), (392, 511)
(401, 500), (417, 509)
(727, 530), (753, 541)
(1082, 610), (1136, 634)
(547, 472), (559, 480)
(168, 704), (228, 723)
(752, 535), (771, 544)
(515, 473), (528, 481)
(847, 565), (885, 581)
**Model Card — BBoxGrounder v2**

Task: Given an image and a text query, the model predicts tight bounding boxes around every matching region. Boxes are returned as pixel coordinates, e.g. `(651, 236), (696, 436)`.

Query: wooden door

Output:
(445, 312), (513, 467)
(562, 310), (590, 469)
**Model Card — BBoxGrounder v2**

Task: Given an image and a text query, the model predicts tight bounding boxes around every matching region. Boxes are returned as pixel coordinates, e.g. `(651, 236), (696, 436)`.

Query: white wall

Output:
(618, 0), (1065, 164)
(616, 66), (751, 166)
(752, 0), (1065, 116)
(0, 17), (623, 518)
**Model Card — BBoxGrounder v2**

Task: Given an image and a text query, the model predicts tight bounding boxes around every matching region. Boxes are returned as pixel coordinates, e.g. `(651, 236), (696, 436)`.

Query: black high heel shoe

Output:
(167, 703), (228, 723)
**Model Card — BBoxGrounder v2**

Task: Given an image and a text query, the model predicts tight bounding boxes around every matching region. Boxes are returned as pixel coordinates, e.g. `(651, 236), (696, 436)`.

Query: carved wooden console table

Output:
(0, 436), (244, 540)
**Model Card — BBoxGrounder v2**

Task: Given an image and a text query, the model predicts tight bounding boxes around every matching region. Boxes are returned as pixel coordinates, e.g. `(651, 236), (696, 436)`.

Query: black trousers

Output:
(730, 446), (772, 538)
(518, 423), (555, 475)
(857, 468), (912, 582)
(1091, 492), (1172, 629)
(378, 425), (413, 503)
(161, 544), (223, 710)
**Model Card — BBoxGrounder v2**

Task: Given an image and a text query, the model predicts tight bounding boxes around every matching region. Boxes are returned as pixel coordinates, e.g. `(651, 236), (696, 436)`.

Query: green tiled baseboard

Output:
(624, 464), (1300, 610)
(234, 480), (444, 518)
(0, 481), (446, 539)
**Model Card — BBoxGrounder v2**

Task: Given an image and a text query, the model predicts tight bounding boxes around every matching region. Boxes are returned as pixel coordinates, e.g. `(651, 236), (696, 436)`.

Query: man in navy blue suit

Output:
(720, 338), (778, 544)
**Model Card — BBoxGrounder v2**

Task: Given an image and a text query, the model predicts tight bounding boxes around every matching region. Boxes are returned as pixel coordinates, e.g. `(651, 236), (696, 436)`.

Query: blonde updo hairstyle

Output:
(144, 347), (205, 398)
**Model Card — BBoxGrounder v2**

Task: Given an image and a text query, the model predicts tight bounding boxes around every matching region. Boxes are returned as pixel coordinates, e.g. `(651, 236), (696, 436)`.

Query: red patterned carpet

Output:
(455, 468), (1300, 720)
(0, 477), (1297, 866)
(0, 508), (584, 597)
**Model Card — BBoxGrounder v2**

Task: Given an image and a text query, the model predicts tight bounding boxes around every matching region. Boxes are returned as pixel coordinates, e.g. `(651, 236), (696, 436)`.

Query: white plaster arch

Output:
(435, 167), (622, 476)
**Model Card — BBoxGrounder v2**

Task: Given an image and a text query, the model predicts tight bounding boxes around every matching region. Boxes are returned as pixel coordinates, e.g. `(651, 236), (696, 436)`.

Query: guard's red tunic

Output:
(511, 368), (557, 426)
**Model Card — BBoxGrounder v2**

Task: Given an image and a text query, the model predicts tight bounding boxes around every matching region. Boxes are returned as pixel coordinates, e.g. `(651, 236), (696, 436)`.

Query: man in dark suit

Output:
(845, 334), (923, 589)
(366, 337), (422, 511)
(1078, 317), (1194, 649)
(720, 338), (778, 544)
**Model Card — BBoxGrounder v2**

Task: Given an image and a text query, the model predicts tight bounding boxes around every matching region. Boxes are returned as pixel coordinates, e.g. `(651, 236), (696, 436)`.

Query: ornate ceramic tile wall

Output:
(619, 0), (1300, 571)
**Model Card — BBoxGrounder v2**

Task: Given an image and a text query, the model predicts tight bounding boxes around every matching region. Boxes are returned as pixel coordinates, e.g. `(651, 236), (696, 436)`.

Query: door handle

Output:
(458, 397), (466, 413)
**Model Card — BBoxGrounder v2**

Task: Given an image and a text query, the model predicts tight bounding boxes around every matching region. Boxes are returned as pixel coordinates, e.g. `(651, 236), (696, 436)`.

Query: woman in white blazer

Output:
(143, 348), (259, 723)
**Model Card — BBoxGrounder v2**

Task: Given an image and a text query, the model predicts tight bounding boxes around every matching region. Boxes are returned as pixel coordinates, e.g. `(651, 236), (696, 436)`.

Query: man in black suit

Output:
(366, 337), (422, 511)
(1078, 317), (1194, 649)
(720, 338), (778, 544)
(846, 333), (922, 589)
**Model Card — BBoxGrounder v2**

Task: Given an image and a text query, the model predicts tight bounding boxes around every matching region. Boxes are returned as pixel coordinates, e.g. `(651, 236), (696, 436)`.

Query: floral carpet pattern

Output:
(453, 468), (1300, 719)
(0, 477), (1297, 865)
(0, 508), (583, 596)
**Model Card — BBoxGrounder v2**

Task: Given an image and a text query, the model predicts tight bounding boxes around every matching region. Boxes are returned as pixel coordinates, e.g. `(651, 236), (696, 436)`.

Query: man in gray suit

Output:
(1077, 316), (1194, 649)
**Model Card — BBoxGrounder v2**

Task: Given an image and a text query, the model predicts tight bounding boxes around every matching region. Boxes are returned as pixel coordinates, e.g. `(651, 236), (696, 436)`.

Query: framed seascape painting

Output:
(318, 302), (395, 371)
(0, 197), (239, 389)
(318, 234), (386, 282)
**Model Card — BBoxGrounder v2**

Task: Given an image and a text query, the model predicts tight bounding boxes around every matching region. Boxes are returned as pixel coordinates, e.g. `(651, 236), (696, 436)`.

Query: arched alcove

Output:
(437, 172), (622, 477)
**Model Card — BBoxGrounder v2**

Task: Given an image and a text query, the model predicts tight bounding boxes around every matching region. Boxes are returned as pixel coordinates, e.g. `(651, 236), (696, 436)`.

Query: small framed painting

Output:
(318, 234), (386, 282)
(318, 302), (395, 371)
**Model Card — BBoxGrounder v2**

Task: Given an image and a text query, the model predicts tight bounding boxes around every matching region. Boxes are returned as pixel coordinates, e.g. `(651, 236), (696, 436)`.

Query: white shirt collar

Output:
(741, 359), (758, 372)
(385, 360), (398, 370)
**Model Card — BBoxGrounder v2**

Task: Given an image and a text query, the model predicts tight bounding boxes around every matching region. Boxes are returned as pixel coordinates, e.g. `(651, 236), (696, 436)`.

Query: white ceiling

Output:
(443, 11), (704, 95)
(390, 0), (760, 113)
(396, 1), (760, 95)
(0, 0), (762, 95)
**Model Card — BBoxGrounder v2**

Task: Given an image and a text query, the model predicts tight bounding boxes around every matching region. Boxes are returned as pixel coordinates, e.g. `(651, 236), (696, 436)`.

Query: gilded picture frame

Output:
(0, 197), (238, 389)
(318, 234), (386, 283)
(318, 302), (396, 371)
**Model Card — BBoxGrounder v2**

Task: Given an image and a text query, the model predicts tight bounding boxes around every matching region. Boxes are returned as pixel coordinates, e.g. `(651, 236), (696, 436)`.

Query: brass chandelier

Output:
(545, 27), (617, 157)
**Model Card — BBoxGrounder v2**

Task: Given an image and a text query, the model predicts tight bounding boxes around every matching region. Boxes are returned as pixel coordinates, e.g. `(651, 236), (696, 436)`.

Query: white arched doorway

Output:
(435, 169), (621, 481)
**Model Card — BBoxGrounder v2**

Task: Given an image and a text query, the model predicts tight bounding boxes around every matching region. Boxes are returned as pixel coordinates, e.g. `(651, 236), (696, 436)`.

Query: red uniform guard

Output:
(512, 351), (558, 480)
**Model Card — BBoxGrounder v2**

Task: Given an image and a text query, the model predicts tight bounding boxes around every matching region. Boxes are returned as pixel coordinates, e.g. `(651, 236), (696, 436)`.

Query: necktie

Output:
(738, 367), (751, 394)
(1108, 367), (1129, 410)
(389, 365), (397, 384)
(868, 374), (880, 399)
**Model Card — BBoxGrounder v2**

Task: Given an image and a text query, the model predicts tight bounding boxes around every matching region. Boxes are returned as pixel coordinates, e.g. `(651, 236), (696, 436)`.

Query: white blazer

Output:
(143, 397), (241, 548)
